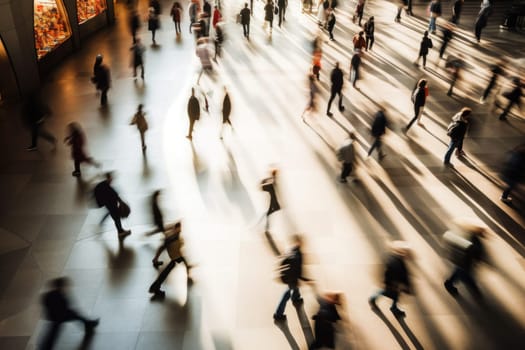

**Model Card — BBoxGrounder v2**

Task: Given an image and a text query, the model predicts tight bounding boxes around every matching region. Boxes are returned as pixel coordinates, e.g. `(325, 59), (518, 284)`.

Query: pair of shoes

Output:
(339, 105), (345, 112)
(444, 280), (459, 296)
(273, 313), (287, 321)
(152, 260), (164, 268)
(118, 230), (131, 240)
(455, 150), (465, 157)
(72, 171), (81, 177)
(444, 162), (453, 167)
(292, 298), (304, 306)
(500, 196), (512, 204)
(499, 115), (507, 121)
(326, 111), (333, 117)
(368, 297), (378, 310)
(390, 306), (406, 318)
(186, 135), (192, 140)
(26, 146), (37, 152)
(338, 177), (347, 183)
(479, 97), (486, 104)
(84, 319), (99, 334)
(151, 290), (166, 299)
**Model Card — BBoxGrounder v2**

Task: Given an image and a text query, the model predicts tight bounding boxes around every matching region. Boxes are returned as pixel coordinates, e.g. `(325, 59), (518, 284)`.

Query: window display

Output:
(77, 0), (107, 24)
(34, 0), (72, 60)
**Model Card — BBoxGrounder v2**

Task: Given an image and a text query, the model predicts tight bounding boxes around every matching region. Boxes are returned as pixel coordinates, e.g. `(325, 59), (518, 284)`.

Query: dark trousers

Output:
(482, 77), (496, 100)
(133, 63), (144, 79)
(174, 20), (181, 34)
(372, 288), (399, 309)
(439, 40), (450, 58)
(327, 89), (343, 113)
(328, 27), (334, 40)
(418, 54), (428, 67)
(447, 267), (481, 296)
(365, 35), (374, 50)
(149, 257), (188, 292)
(502, 177), (517, 198)
(30, 123), (56, 148)
(444, 138), (462, 163)
(499, 100), (516, 120)
(368, 137), (383, 156)
(243, 23), (250, 37)
(275, 285), (301, 316)
(395, 7), (402, 21)
(100, 88), (108, 106)
(101, 205), (123, 232)
(188, 118), (196, 137)
(447, 72), (458, 96)
(406, 104), (423, 130)
(340, 162), (353, 179)
(40, 311), (89, 350)
(475, 21), (484, 41)
(278, 6), (286, 26)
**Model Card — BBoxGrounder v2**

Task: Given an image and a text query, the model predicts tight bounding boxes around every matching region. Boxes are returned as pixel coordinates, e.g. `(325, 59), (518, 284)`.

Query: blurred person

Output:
(497, 77), (522, 120)
(312, 34), (323, 80)
(369, 241), (412, 318)
(130, 104), (148, 151)
(149, 222), (192, 298)
(326, 62), (345, 117)
(64, 122), (99, 177)
(428, 0), (442, 34)
(40, 277), (99, 350)
(147, 189), (165, 237)
(196, 37), (213, 84)
(212, 6), (222, 29)
(337, 133), (357, 183)
(189, 0), (198, 33)
(261, 168), (281, 232)
(264, 0), (275, 36)
(195, 13), (207, 39)
(352, 31), (366, 52)
(150, 0), (161, 15)
(240, 3), (251, 39)
(302, 73), (320, 117)
(350, 49), (362, 89)
(438, 22), (453, 60)
(414, 31), (433, 69)
(405, 79), (429, 132)
(363, 16), (375, 51)
(480, 60), (505, 104)
(278, 0), (287, 27)
(274, 234), (307, 321)
(352, 0), (365, 27)
(394, 0), (407, 23)
(444, 107), (471, 165)
(214, 23), (224, 59)
(129, 8), (141, 43)
(443, 221), (486, 298)
(203, 0), (212, 36)
(326, 10), (336, 41)
(92, 54), (111, 106)
(94, 172), (132, 239)
(23, 92), (56, 151)
(186, 87), (200, 140)
(475, 0), (492, 43)
(147, 7), (160, 45)
(451, 0), (463, 24)
(368, 109), (388, 159)
(310, 291), (344, 349)
(170, 1), (182, 35)
(317, 0), (327, 27)
(130, 37), (145, 80)
(500, 143), (525, 204)
(445, 54), (465, 97)
(220, 87), (233, 139)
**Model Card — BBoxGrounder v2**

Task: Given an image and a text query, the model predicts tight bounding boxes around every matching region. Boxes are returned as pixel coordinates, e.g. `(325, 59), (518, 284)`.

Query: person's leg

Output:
(406, 106), (420, 130)
(447, 74), (457, 96)
(444, 139), (457, 164)
(499, 101), (514, 120)
(416, 106), (424, 124)
(40, 321), (63, 350)
(370, 36), (374, 50)
(501, 179), (515, 200)
(291, 286), (302, 302)
(337, 90), (344, 109)
(340, 162), (352, 180)
(326, 91), (336, 115)
(368, 288), (385, 307)
(275, 288), (292, 317)
(329, 28), (334, 40)
(140, 131), (146, 149)
(422, 54), (427, 68)
(108, 207), (124, 232)
(101, 88), (108, 105)
(73, 159), (80, 175)
(482, 79), (495, 101)
(140, 63), (144, 79)
(358, 13), (363, 27)
(187, 118), (195, 138)
(149, 260), (177, 293)
(368, 138), (378, 156)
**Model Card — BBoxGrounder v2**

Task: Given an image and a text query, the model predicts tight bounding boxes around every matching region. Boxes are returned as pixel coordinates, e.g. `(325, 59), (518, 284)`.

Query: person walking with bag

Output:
(64, 122), (99, 177)
(130, 104), (149, 151)
(23, 92), (57, 151)
(405, 79), (428, 132)
(368, 109), (388, 159)
(444, 107), (471, 166)
(187, 88), (200, 140)
(309, 291), (345, 349)
(414, 31), (433, 69)
(240, 3), (251, 39)
(350, 49), (362, 89)
(337, 133), (357, 183)
(92, 54), (111, 106)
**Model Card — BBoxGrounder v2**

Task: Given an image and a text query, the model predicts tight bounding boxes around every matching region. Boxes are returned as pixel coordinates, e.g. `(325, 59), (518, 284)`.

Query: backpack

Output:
(446, 120), (459, 137)
(277, 253), (296, 284)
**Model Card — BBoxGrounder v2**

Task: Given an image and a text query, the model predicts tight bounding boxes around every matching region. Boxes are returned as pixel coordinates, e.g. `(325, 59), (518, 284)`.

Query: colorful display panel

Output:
(77, 0), (107, 24)
(34, 0), (72, 59)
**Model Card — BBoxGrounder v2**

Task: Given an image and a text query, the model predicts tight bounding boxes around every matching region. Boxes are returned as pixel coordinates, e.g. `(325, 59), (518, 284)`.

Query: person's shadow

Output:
(274, 319), (301, 350)
(370, 307), (410, 350)
(295, 303), (315, 346)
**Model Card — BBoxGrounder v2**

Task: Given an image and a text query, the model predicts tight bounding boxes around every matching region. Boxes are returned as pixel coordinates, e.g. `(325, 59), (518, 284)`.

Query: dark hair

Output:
(418, 79), (427, 88)
(460, 107), (472, 117)
(51, 277), (69, 289)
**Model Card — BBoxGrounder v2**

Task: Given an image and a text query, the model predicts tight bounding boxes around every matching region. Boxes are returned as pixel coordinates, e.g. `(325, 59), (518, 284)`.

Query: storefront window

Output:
(34, 0), (72, 60)
(77, 0), (107, 24)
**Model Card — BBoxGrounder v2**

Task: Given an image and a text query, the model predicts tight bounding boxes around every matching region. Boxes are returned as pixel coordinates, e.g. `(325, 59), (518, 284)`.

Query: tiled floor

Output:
(0, 0), (524, 349)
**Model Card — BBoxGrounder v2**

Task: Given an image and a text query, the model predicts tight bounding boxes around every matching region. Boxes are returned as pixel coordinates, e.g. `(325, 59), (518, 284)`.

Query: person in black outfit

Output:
(92, 54), (111, 106)
(363, 16), (374, 51)
(149, 190), (164, 235)
(278, 0), (287, 27)
(405, 79), (428, 131)
(310, 292), (343, 349)
(326, 11), (336, 41)
(444, 226), (486, 298)
(94, 172), (131, 239)
(149, 0), (161, 15)
(368, 109), (388, 159)
(186, 88), (200, 139)
(350, 50), (362, 88)
(497, 77), (522, 120)
(369, 241), (412, 318)
(203, 0), (212, 36)
(261, 168), (281, 232)
(414, 31), (433, 68)
(23, 92), (57, 151)
(130, 38), (145, 80)
(451, 0), (463, 24)
(500, 143), (525, 204)
(129, 9), (141, 43)
(446, 55), (464, 97)
(274, 234), (306, 321)
(264, 0), (274, 35)
(220, 87), (232, 138)
(480, 61), (504, 103)
(326, 62), (345, 117)
(444, 107), (471, 165)
(240, 3), (251, 39)
(439, 23), (453, 59)
(475, 2), (492, 43)
(214, 24), (224, 59)
(40, 277), (99, 350)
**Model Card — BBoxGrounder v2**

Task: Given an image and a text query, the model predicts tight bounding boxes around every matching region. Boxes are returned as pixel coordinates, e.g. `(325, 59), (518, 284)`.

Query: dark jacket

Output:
(287, 246), (303, 285)
(419, 37), (433, 56)
(94, 180), (120, 208)
(130, 13), (140, 32)
(203, 1), (212, 15)
(278, 0), (287, 7)
(312, 297), (341, 348)
(42, 289), (72, 322)
(222, 93), (231, 121)
(187, 95), (200, 121)
(327, 14), (336, 31)
(240, 7), (250, 24)
(448, 120), (468, 141)
(429, 1), (442, 15)
(413, 86), (426, 108)
(364, 20), (374, 37)
(384, 254), (410, 292)
(350, 53), (361, 71)
(330, 67), (344, 91)
(93, 63), (110, 90)
(264, 3), (274, 21)
(503, 85), (522, 105)
(459, 234), (484, 271)
(150, 0), (161, 15)
(371, 111), (387, 137)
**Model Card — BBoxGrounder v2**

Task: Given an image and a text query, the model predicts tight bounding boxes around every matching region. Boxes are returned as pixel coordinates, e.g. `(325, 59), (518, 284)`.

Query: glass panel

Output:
(34, 0), (72, 60)
(0, 36), (19, 104)
(77, 0), (107, 24)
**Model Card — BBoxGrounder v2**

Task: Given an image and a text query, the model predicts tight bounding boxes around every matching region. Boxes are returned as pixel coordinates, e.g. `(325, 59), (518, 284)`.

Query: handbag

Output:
(119, 201), (131, 218)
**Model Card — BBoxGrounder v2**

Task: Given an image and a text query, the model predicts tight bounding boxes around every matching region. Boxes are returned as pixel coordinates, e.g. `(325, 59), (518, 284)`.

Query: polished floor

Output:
(0, 0), (524, 349)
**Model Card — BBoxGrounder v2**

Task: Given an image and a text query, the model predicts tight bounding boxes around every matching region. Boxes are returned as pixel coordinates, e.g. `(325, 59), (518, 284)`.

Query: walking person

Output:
(214, 23), (224, 59)
(39, 277), (99, 350)
(278, 0), (287, 27)
(438, 22), (453, 60)
(369, 241), (413, 318)
(363, 16), (375, 51)
(240, 3), (251, 39)
(148, 7), (160, 45)
(326, 10), (336, 41)
(352, 31), (366, 52)
(337, 133), (357, 183)
(130, 104), (149, 151)
(475, 0), (492, 43)
(405, 79), (428, 132)
(189, 0), (198, 33)
(309, 291), (345, 349)
(23, 93), (57, 151)
(500, 143), (525, 204)
(186, 87), (200, 140)
(414, 31), (433, 69)
(264, 0), (275, 36)
(149, 222), (193, 298)
(480, 61), (505, 104)
(261, 168), (281, 232)
(220, 87), (233, 139)
(394, 0), (407, 23)
(303, 73), (320, 117)
(428, 0), (442, 34)
(64, 122), (99, 177)
(368, 109), (388, 159)
(196, 37), (213, 84)
(497, 77), (522, 120)
(326, 62), (345, 117)
(352, 0), (365, 27)
(312, 35), (322, 80)
(451, 0), (463, 24)
(94, 172), (132, 239)
(130, 37), (145, 80)
(444, 223), (486, 298)
(147, 189), (165, 236)
(170, 1), (182, 35)
(129, 8), (141, 43)
(203, 0), (212, 36)
(273, 234), (306, 321)
(212, 5), (222, 29)
(446, 55), (464, 97)
(350, 49), (362, 89)
(92, 54), (111, 106)
(444, 107), (471, 166)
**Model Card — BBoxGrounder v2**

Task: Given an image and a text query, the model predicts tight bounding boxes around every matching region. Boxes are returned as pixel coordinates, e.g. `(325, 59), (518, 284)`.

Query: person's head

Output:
(359, 31), (364, 36)
(67, 122), (81, 135)
(369, 16), (374, 22)
(324, 291), (343, 305)
(512, 77), (521, 86)
(423, 30), (429, 37)
(292, 234), (303, 247)
(153, 189), (161, 200)
(51, 277), (70, 291)
(172, 221), (182, 235)
(348, 132), (356, 140)
(418, 79), (427, 88)
(95, 54), (103, 63)
(244, 2), (248, 7)
(335, 61), (339, 69)
(105, 171), (113, 183)
(137, 103), (143, 112)
(270, 168), (278, 177)
(191, 87), (195, 96)
(460, 107), (472, 118)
